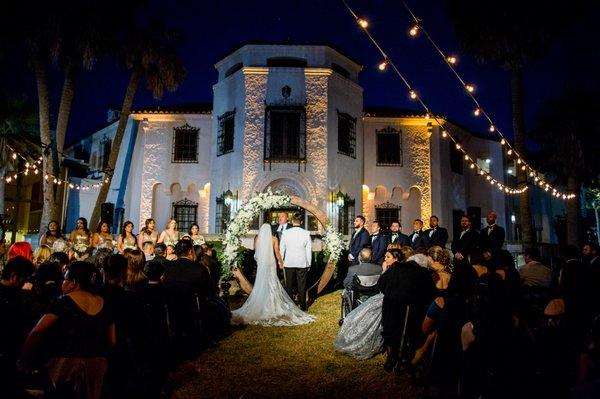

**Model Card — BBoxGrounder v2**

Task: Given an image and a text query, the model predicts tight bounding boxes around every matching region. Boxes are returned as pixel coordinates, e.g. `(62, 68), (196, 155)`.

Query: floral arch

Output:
(219, 189), (344, 298)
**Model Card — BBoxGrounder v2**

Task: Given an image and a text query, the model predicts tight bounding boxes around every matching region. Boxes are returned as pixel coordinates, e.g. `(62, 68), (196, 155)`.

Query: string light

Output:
(441, 130), (448, 138)
(409, 24), (419, 36)
(378, 59), (389, 71)
(341, 1), (569, 199)
(357, 18), (369, 29)
(474, 108), (481, 117)
(397, 0), (574, 199)
(446, 55), (457, 64)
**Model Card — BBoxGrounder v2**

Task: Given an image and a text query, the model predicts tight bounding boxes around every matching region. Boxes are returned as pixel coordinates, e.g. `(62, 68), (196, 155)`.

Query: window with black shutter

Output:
(217, 110), (235, 156)
(264, 106), (306, 162)
(215, 195), (231, 234)
(172, 124), (199, 163)
(376, 126), (403, 166)
(375, 204), (401, 233)
(338, 112), (356, 158)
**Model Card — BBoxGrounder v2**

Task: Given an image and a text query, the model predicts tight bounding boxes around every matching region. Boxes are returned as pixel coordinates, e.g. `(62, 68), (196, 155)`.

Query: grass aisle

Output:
(169, 291), (419, 398)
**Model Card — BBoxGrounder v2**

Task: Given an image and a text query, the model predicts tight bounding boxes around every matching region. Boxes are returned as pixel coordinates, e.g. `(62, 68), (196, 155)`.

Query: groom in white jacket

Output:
(280, 212), (312, 311)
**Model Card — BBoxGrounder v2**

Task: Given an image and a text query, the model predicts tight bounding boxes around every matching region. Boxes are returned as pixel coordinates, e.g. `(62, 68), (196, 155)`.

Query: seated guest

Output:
(48, 251), (70, 274)
(520, 247), (552, 288)
(142, 241), (155, 262)
(8, 241), (32, 261)
(378, 248), (436, 373)
(399, 245), (415, 261)
(369, 221), (389, 265)
(18, 262), (115, 399)
(460, 272), (516, 398)
(421, 264), (478, 394)
(343, 248), (382, 289)
(32, 244), (52, 268)
(153, 243), (168, 265)
(201, 244), (221, 288)
(427, 246), (452, 291)
(124, 249), (147, 290)
(33, 261), (64, 307)
(468, 249), (489, 277)
(163, 240), (223, 350)
(165, 244), (177, 261)
(0, 257), (36, 396)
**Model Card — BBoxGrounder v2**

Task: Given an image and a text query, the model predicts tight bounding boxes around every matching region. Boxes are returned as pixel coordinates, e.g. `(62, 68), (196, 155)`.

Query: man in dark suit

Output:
(271, 212), (293, 271)
(348, 215), (371, 266)
(369, 220), (389, 265)
(425, 215), (448, 248)
(479, 211), (505, 251)
(271, 212), (293, 240)
(451, 215), (480, 262)
(342, 248), (382, 289)
(389, 221), (410, 246)
(163, 240), (222, 348)
(408, 219), (430, 250)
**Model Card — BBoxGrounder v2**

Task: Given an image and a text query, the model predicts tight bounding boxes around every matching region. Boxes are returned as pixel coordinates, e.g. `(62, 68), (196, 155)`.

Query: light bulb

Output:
(44, 174), (49, 180)
(12, 153), (17, 159)
(489, 125), (495, 132)
(25, 162), (30, 168)
(470, 163), (475, 169)
(424, 113), (430, 120)
(455, 143), (461, 150)
(446, 56), (457, 64)
(441, 130), (448, 138)
(464, 155), (469, 160)
(34, 169), (39, 175)
(69, 183), (74, 189)
(378, 60), (388, 71)
(465, 84), (475, 93)
(474, 108), (481, 117)
(500, 138), (506, 145)
(521, 165), (526, 171)
(357, 18), (369, 29)
(507, 149), (513, 155)
(409, 90), (417, 99)
(409, 25), (419, 36)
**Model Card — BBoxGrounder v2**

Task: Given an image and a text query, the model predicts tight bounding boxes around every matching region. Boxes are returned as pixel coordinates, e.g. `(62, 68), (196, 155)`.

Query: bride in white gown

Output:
(231, 223), (315, 327)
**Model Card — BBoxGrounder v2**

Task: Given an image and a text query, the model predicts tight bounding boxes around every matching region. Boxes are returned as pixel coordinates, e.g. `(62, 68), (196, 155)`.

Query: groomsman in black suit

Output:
(369, 220), (389, 265)
(389, 221), (410, 246)
(451, 215), (480, 262)
(408, 219), (430, 250)
(425, 215), (448, 248)
(348, 215), (371, 266)
(479, 211), (505, 251)
(271, 212), (293, 241)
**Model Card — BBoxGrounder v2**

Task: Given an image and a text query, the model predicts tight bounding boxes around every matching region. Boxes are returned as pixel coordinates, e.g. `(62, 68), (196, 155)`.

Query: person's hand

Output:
(22, 282), (33, 291)
(280, 263), (285, 270)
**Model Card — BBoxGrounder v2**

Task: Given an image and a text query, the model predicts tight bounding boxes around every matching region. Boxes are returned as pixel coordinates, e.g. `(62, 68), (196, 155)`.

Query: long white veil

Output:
(231, 223), (315, 327)
(254, 223), (276, 269)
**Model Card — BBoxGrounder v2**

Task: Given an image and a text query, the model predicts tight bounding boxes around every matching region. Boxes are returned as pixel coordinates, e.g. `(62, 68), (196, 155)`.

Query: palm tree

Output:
(530, 89), (600, 247)
(89, 21), (186, 228)
(446, 0), (578, 245)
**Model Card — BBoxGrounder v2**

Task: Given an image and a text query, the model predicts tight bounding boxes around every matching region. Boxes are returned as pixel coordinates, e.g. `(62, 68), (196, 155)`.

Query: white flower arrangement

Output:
(219, 188), (291, 279)
(72, 241), (89, 255)
(322, 224), (345, 264)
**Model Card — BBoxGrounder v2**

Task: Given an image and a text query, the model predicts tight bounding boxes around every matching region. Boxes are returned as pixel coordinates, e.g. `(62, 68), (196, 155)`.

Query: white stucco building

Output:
(64, 44), (510, 241)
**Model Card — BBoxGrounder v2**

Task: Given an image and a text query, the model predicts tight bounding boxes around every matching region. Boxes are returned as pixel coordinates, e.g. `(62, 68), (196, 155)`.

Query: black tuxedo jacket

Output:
(424, 227), (448, 248)
(408, 230), (430, 250)
(349, 228), (371, 262)
(479, 225), (506, 251)
(370, 233), (389, 265)
(389, 232), (410, 247)
(451, 229), (481, 255)
(272, 223), (293, 240)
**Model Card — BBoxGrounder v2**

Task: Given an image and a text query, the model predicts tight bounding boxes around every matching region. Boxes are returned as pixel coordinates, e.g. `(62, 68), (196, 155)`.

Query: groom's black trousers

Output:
(284, 267), (309, 310)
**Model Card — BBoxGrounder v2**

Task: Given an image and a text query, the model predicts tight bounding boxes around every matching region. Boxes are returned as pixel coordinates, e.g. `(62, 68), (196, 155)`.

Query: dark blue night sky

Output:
(2, 0), (599, 147)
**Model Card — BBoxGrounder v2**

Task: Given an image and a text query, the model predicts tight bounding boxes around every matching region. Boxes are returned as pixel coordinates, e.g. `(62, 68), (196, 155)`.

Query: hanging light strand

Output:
(399, 0), (574, 199)
(342, 1), (529, 197)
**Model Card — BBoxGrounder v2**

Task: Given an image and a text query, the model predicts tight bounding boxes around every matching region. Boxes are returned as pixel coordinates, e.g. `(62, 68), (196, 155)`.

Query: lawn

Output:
(167, 290), (420, 398)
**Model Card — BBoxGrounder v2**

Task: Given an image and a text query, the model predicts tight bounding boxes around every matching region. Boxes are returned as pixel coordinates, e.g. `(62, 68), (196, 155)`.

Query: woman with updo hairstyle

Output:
(18, 261), (115, 399)
(428, 246), (452, 291)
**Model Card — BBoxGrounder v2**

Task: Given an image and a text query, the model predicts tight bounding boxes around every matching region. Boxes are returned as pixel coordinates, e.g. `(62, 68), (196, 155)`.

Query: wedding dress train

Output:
(231, 224), (315, 327)
(334, 293), (384, 359)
